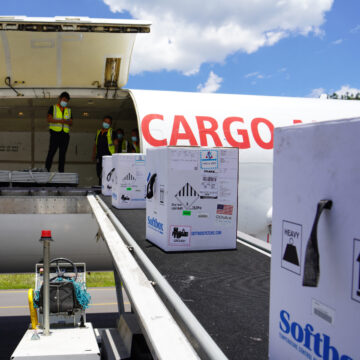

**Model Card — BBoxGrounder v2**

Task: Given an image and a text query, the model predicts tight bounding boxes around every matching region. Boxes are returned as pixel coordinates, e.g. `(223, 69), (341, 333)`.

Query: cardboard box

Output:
(101, 155), (114, 196)
(111, 154), (146, 209)
(269, 118), (360, 360)
(145, 147), (238, 252)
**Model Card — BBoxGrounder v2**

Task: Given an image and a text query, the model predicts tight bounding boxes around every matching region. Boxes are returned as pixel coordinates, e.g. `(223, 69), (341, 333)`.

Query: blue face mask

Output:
(60, 101), (68, 107)
(131, 136), (138, 142)
(103, 122), (110, 129)
(117, 134), (123, 140)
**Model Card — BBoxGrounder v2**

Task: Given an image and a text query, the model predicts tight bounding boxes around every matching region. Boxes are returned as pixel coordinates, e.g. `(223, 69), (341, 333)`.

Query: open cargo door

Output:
(0, 16), (150, 89)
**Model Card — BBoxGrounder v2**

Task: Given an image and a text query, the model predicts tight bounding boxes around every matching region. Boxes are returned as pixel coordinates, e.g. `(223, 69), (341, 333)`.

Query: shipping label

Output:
(200, 150), (218, 170)
(200, 173), (218, 198)
(215, 204), (234, 225)
(170, 149), (198, 171)
(174, 182), (200, 209)
(169, 225), (191, 246)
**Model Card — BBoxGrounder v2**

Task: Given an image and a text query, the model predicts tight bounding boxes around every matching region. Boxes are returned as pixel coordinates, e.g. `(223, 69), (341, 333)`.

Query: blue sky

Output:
(1, 0), (359, 97)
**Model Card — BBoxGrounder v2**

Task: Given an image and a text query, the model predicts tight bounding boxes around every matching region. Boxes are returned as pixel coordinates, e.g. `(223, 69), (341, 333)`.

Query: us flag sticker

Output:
(216, 204), (233, 215)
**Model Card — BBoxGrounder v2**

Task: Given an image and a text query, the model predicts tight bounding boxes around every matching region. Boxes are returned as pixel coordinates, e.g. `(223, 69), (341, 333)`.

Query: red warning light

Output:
(41, 230), (52, 238)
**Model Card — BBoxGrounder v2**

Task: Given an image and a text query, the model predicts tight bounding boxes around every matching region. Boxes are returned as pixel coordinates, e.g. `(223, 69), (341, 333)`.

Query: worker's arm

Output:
(113, 138), (119, 152)
(66, 117), (73, 127)
(47, 113), (65, 124)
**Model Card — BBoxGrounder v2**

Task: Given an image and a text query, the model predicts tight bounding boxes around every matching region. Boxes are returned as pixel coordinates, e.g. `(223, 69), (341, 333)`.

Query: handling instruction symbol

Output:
(283, 238), (300, 266)
(281, 221), (302, 275)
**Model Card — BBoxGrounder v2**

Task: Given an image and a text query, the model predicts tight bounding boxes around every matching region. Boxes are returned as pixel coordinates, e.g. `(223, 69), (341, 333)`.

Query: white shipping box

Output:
(269, 119), (360, 360)
(101, 155), (114, 196)
(146, 147), (238, 252)
(112, 154), (146, 209)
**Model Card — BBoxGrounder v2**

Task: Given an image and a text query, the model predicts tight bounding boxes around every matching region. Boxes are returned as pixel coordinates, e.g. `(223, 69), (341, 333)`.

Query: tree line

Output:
(328, 92), (360, 100)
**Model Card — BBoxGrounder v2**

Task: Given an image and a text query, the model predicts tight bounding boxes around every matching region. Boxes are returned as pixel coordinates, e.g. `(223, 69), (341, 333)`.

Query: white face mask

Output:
(60, 100), (68, 107)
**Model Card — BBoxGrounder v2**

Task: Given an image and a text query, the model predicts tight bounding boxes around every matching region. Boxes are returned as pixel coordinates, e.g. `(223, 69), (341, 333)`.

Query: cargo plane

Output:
(1, 16), (360, 271)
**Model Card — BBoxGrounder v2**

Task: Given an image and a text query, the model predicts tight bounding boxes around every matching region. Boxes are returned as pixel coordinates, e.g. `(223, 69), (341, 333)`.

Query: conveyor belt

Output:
(102, 196), (270, 360)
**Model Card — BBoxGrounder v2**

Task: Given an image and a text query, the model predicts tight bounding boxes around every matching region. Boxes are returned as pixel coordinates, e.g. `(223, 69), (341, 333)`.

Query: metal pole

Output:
(95, 196), (228, 360)
(40, 230), (53, 336)
(113, 265), (125, 315)
(43, 240), (50, 336)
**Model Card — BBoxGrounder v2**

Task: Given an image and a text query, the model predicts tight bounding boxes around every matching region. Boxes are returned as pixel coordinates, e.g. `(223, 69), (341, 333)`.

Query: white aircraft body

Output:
(1, 16), (360, 271)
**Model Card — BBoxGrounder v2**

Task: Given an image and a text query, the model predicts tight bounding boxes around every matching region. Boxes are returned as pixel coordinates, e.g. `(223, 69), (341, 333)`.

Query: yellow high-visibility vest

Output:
(49, 104), (71, 133)
(96, 128), (115, 155)
(120, 140), (128, 153)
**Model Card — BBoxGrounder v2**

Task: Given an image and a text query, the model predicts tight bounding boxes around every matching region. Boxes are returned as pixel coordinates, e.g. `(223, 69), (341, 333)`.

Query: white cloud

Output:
(103, 0), (334, 74)
(332, 38), (343, 45)
(309, 87), (326, 98)
(334, 85), (360, 96)
(197, 71), (223, 93)
(245, 71), (259, 78)
(245, 71), (272, 80)
(350, 24), (360, 33)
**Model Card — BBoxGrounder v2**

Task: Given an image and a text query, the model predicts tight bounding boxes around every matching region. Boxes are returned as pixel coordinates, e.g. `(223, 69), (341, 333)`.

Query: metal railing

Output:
(95, 195), (228, 360)
(88, 195), (200, 360)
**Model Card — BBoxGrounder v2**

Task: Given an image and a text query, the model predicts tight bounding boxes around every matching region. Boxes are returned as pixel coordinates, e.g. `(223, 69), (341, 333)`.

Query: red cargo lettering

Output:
(196, 116), (222, 146)
(223, 117), (250, 149)
(169, 115), (198, 146)
(293, 119), (303, 124)
(251, 118), (274, 149)
(141, 114), (167, 146)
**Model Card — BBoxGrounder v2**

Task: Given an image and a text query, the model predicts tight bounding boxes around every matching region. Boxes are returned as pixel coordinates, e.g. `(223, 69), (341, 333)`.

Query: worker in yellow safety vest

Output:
(129, 128), (140, 153)
(45, 92), (73, 172)
(92, 115), (115, 185)
(114, 128), (129, 153)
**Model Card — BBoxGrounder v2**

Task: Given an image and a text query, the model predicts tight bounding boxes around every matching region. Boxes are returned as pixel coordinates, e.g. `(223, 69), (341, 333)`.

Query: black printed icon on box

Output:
(351, 238), (360, 303)
(123, 172), (136, 181)
(160, 185), (165, 205)
(169, 225), (191, 247)
(175, 182), (199, 209)
(281, 221), (302, 275)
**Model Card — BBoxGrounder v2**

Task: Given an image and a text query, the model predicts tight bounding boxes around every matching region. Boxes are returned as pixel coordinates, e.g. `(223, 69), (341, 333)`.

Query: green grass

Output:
(0, 271), (115, 290)
(86, 271), (115, 288)
(0, 273), (35, 290)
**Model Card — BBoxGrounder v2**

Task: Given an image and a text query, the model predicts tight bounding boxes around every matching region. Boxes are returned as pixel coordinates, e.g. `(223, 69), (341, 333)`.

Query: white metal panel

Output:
(0, 132), (31, 161)
(34, 132), (95, 162)
(11, 323), (100, 359)
(0, 16), (151, 89)
(130, 89), (360, 162)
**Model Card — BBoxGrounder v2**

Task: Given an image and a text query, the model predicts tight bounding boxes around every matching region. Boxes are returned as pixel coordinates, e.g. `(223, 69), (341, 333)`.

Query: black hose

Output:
(4, 76), (23, 96)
